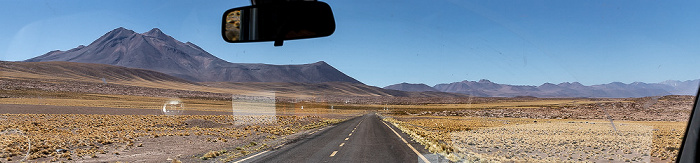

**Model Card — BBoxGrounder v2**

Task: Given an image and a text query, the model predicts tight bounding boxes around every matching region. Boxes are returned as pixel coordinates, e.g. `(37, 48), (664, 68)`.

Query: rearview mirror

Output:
(222, 1), (336, 46)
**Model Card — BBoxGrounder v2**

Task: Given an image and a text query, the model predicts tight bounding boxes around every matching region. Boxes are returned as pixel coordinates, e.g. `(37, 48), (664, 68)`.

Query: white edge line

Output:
(382, 121), (431, 163)
(233, 150), (269, 163)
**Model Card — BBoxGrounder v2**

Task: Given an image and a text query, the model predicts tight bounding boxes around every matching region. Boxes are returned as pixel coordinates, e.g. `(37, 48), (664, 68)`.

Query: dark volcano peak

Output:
(143, 28), (163, 35)
(105, 27), (136, 38)
(143, 28), (168, 38)
(141, 28), (177, 43)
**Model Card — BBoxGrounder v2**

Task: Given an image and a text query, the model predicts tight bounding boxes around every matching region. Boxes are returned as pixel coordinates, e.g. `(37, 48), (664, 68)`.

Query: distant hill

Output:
(25, 27), (362, 84)
(383, 83), (439, 92)
(659, 79), (700, 95)
(205, 82), (466, 98)
(388, 79), (699, 98)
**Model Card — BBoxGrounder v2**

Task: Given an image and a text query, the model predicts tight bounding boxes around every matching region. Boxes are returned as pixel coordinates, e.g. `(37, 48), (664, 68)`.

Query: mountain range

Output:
(25, 27), (361, 84)
(0, 61), (465, 98)
(384, 79), (700, 98)
(20, 27), (698, 98)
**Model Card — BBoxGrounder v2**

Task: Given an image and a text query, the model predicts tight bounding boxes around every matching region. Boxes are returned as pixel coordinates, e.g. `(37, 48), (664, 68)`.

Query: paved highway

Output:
(234, 113), (445, 163)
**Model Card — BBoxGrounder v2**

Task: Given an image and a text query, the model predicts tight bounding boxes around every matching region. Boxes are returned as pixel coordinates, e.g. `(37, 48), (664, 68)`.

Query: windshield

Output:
(1, 0), (698, 162)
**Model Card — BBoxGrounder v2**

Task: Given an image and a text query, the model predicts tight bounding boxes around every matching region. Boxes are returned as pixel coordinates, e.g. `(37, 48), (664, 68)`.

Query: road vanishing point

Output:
(233, 113), (447, 163)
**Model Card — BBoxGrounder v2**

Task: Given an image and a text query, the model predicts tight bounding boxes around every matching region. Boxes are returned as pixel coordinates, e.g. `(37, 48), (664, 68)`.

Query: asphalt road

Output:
(234, 113), (444, 163)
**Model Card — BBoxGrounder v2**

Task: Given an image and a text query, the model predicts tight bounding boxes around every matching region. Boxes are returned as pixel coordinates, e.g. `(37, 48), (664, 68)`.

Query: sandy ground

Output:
(77, 134), (253, 162)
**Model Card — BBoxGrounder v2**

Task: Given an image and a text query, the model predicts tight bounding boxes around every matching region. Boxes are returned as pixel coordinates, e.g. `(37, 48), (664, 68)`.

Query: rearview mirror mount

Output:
(222, 1), (336, 46)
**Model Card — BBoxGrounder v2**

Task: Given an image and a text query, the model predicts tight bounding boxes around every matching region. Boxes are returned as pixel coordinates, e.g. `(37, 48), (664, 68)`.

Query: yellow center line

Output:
(345, 137), (349, 140)
(349, 133), (352, 136)
(381, 121), (431, 163)
(339, 143), (344, 147)
(330, 151), (338, 157)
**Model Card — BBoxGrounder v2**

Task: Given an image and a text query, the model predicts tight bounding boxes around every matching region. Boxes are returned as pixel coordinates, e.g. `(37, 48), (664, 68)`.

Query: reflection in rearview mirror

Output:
(222, 1), (335, 45)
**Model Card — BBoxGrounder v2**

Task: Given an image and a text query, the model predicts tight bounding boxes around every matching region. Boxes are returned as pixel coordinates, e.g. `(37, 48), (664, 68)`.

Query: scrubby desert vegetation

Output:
(0, 114), (349, 162)
(451, 121), (654, 162)
(380, 95), (692, 162)
(0, 84), (365, 162)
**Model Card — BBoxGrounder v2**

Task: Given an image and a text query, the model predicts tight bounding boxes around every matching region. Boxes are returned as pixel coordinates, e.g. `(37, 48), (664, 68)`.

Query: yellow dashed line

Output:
(345, 137), (349, 140)
(339, 143), (344, 147)
(349, 133), (352, 136)
(330, 151), (338, 157)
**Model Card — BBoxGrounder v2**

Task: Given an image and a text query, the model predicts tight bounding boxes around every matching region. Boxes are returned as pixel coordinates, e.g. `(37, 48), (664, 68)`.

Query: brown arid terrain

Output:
(388, 96), (693, 122)
(0, 61), (696, 162)
(378, 95), (693, 162)
(0, 113), (355, 162)
(0, 61), (370, 162)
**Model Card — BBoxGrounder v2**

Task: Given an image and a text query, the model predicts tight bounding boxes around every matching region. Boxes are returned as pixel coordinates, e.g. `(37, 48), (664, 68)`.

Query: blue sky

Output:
(2, 0), (699, 87)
